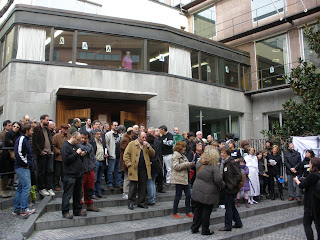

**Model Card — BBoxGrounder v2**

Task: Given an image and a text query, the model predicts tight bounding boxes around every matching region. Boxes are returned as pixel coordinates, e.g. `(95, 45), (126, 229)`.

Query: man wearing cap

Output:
(52, 123), (71, 191)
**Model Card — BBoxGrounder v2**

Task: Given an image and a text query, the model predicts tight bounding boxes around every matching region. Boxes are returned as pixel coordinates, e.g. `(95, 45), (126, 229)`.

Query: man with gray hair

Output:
(22, 115), (30, 125)
(69, 118), (81, 135)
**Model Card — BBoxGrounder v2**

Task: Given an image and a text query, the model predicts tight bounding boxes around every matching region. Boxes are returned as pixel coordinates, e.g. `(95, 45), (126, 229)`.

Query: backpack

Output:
(238, 168), (247, 189)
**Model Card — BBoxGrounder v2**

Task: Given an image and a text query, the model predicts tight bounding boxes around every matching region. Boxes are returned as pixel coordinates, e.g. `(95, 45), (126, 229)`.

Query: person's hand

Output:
(290, 168), (295, 172)
(80, 151), (87, 157)
(40, 151), (47, 156)
(76, 148), (82, 154)
(143, 141), (149, 147)
(104, 154), (108, 158)
(190, 162), (195, 166)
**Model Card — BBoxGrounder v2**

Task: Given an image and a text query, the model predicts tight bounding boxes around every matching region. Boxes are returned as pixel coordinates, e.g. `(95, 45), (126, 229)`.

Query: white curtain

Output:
(169, 46), (192, 78)
(16, 26), (46, 61)
(292, 136), (320, 159)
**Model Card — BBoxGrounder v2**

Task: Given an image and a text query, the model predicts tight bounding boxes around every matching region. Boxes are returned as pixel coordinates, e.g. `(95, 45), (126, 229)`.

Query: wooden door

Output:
(120, 111), (144, 128)
(57, 108), (91, 128)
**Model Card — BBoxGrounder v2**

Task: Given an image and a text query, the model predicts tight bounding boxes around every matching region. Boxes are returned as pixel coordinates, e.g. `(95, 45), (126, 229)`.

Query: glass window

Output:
(240, 65), (250, 91)
(4, 26), (17, 65)
(252, 0), (284, 22)
(303, 25), (320, 70)
(0, 38), (5, 68)
(200, 53), (218, 84)
(256, 34), (288, 88)
(53, 30), (73, 63)
(219, 59), (239, 89)
(76, 32), (144, 69)
(191, 51), (199, 79)
(194, 5), (216, 39)
(147, 40), (169, 73)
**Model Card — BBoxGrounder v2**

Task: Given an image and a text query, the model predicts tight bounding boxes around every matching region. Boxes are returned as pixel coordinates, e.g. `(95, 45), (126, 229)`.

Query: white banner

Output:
(292, 136), (320, 160)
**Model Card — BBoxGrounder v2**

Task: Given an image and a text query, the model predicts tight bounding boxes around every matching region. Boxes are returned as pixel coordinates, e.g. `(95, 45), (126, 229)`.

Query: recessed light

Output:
(272, 59), (280, 62)
(272, 49), (280, 53)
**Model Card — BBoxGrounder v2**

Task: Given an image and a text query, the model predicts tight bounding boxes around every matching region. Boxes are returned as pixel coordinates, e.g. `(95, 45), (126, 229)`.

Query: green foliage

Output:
(261, 18), (320, 140)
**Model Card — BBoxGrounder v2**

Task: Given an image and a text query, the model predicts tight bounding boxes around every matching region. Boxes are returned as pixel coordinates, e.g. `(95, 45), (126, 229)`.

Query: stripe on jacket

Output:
(18, 136), (28, 165)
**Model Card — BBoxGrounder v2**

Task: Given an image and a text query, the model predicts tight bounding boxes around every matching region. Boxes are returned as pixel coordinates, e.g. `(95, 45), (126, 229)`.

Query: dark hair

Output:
(266, 139), (273, 146)
(229, 139), (236, 148)
(226, 133), (234, 139)
(221, 147), (231, 156)
(12, 121), (22, 128)
(159, 125), (167, 131)
(81, 130), (89, 136)
(195, 140), (203, 145)
(174, 141), (187, 153)
(118, 125), (126, 132)
(139, 124), (145, 127)
(40, 114), (49, 121)
(310, 158), (320, 172)
(306, 150), (315, 158)
(21, 124), (32, 134)
(92, 129), (101, 135)
(111, 121), (118, 126)
(187, 131), (194, 138)
(146, 133), (155, 144)
(93, 120), (100, 125)
(3, 120), (11, 127)
(241, 140), (249, 148)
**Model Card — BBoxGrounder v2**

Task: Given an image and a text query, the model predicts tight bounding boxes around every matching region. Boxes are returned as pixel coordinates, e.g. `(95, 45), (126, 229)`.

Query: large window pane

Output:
(53, 30), (73, 63)
(200, 53), (218, 84)
(191, 51), (199, 79)
(303, 25), (320, 70)
(147, 41), (169, 73)
(220, 59), (239, 89)
(252, 0), (284, 22)
(194, 5), (216, 39)
(77, 32), (144, 69)
(256, 34), (288, 88)
(240, 65), (250, 91)
(0, 38), (5, 68)
(4, 26), (17, 65)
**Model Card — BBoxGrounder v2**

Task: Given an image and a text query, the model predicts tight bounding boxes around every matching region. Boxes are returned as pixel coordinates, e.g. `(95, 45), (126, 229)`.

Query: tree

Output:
(261, 18), (320, 141)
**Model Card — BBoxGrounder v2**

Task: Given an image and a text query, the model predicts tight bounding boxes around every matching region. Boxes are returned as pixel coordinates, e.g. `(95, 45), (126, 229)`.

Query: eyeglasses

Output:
(13, 125), (20, 129)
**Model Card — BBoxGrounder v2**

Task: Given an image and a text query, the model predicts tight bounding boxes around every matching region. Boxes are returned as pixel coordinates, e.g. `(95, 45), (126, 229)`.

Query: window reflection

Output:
(5, 26), (17, 65)
(53, 30), (73, 63)
(147, 41), (169, 73)
(194, 5), (216, 39)
(303, 25), (320, 71)
(200, 53), (218, 83)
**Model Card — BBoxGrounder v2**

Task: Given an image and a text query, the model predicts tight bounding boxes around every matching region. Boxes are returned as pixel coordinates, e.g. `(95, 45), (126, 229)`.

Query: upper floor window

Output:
(252, 0), (285, 22)
(301, 24), (320, 70)
(194, 5), (216, 39)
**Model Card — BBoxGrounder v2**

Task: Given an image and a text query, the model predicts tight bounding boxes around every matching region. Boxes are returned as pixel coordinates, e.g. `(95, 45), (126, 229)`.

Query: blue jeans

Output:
(107, 158), (121, 187)
(173, 184), (191, 214)
(14, 168), (31, 212)
(147, 174), (158, 204)
(94, 161), (105, 195)
(225, 193), (242, 230)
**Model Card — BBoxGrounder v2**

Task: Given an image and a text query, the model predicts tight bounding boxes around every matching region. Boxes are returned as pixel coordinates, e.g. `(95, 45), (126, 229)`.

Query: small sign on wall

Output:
(59, 37), (65, 45)
(159, 54), (165, 62)
(225, 66), (229, 73)
(106, 45), (111, 52)
(82, 42), (88, 50)
(270, 66), (274, 73)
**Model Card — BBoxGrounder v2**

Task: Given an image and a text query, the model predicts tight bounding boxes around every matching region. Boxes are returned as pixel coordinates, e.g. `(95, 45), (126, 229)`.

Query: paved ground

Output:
(0, 205), (25, 239)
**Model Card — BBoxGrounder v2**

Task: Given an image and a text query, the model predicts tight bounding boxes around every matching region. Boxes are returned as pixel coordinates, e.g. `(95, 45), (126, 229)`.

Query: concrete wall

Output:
(0, 62), (256, 138)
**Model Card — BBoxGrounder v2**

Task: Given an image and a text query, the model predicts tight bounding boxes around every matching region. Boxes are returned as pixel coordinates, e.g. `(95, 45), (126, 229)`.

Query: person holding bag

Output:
(191, 146), (225, 235)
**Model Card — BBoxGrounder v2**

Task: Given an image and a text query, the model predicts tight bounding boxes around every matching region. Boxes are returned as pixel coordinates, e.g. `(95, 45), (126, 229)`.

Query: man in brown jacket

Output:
(52, 123), (71, 191)
(120, 127), (135, 199)
(124, 131), (155, 210)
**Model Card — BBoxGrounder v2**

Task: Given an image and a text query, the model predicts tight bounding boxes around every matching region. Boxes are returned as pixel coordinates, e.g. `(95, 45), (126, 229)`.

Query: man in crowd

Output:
(284, 143), (302, 202)
(77, 131), (100, 212)
(105, 121), (122, 190)
(91, 120), (102, 140)
(79, 118), (92, 135)
(52, 123), (71, 191)
(12, 124), (36, 218)
(21, 115), (30, 125)
(32, 114), (55, 197)
(68, 118), (81, 135)
(173, 127), (183, 147)
(118, 125), (126, 139)
(61, 132), (87, 219)
(48, 121), (56, 137)
(139, 124), (146, 133)
(207, 134), (214, 145)
(185, 132), (195, 157)
(159, 125), (173, 185)
(132, 125), (139, 139)
(120, 127), (135, 199)
(124, 131), (155, 210)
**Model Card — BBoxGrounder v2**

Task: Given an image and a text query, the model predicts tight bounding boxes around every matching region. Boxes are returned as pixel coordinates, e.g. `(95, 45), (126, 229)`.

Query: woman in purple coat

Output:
(236, 158), (250, 208)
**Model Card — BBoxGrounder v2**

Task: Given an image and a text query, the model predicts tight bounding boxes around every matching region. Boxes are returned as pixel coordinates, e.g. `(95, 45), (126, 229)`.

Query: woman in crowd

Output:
(171, 141), (194, 219)
(191, 146), (225, 235)
(236, 158), (250, 208)
(239, 140), (249, 158)
(187, 141), (203, 185)
(228, 140), (241, 160)
(257, 151), (269, 196)
(294, 157), (320, 240)
(301, 150), (315, 178)
(266, 145), (284, 200)
(245, 147), (260, 204)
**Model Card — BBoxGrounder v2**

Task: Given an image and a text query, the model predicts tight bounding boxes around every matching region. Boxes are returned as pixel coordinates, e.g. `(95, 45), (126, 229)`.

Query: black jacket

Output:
(284, 150), (301, 176)
(222, 157), (242, 195)
(77, 142), (96, 173)
(32, 125), (53, 156)
(299, 172), (320, 215)
(266, 153), (283, 176)
(301, 157), (311, 178)
(5, 130), (21, 147)
(61, 141), (84, 177)
(160, 132), (174, 155)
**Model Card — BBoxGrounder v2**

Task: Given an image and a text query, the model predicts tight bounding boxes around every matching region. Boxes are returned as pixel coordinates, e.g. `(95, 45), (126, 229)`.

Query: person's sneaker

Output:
(21, 208), (36, 219)
(1, 191), (12, 198)
(74, 210), (87, 217)
(108, 186), (114, 190)
(48, 189), (55, 196)
(122, 194), (128, 199)
(63, 213), (73, 219)
(39, 189), (50, 196)
(87, 205), (100, 212)
(11, 210), (20, 216)
(219, 205), (225, 209)
(173, 213), (183, 219)
(186, 213), (194, 218)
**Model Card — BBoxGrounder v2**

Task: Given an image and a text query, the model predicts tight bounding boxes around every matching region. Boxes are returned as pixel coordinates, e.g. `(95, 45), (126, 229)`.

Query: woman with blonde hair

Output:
(191, 146), (225, 235)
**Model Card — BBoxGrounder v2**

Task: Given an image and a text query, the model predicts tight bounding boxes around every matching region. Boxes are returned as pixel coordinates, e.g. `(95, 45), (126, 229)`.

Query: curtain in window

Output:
(16, 27), (46, 61)
(169, 46), (192, 78)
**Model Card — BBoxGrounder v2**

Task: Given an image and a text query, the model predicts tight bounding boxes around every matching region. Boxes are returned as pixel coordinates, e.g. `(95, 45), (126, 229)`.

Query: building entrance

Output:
(56, 96), (146, 129)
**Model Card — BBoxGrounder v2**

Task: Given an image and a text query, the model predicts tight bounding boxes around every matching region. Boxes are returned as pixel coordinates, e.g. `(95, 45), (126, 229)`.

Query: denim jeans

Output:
(94, 161), (105, 195)
(147, 174), (158, 204)
(61, 175), (83, 215)
(14, 167), (31, 212)
(173, 184), (191, 214)
(107, 158), (121, 187)
(224, 193), (242, 230)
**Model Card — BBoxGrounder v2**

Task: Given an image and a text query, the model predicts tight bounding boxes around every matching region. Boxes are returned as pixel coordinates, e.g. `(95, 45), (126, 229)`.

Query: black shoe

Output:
(96, 194), (102, 198)
(271, 194), (276, 200)
(73, 211), (87, 217)
(62, 213), (73, 219)
(280, 195), (284, 201)
(232, 224), (243, 228)
(137, 204), (148, 209)
(146, 202), (155, 206)
(202, 231), (214, 235)
(158, 190), (166, 193)
(218, 227), (231, 231)
(191, 229), (199, 234)
(128, 202), (134, 210)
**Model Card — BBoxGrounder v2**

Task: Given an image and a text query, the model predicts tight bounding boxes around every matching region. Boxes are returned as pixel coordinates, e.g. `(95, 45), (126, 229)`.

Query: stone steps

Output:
(29, 195), (302, 240)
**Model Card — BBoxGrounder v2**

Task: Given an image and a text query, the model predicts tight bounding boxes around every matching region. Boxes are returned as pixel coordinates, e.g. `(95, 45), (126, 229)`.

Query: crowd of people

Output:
(0, 115), (319, 239)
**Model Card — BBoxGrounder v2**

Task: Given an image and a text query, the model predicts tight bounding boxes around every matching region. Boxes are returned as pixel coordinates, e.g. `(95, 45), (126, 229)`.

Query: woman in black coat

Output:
(301, 150), (315, 178)
(294, 157), (320, 240)
(266, 145), (283, 200)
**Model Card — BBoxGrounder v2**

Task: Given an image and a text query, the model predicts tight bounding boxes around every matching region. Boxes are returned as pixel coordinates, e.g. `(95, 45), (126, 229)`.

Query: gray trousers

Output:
(287, 174), (300, 198)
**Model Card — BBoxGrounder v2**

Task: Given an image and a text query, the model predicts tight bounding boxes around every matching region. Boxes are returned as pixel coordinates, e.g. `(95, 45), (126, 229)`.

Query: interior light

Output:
(192, 62), (208, 68)
(272, 49), (280, 53)
(272, 59), (280, 62)
(45, 30), (64, 46)
(149, 52), (169, 62)
(68, 61), (88, 65)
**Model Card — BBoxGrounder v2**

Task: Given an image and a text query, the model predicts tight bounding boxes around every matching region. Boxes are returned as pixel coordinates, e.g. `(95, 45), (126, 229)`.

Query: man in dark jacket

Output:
(219, 147), (242, 232)
(12, 124), (36, 218)
(61, 132), (86, 219)
(78, 131), (99, 212)
(284, 143), (302, 202)
(159, 125), (173, 185)
(32, 114), (55, 197)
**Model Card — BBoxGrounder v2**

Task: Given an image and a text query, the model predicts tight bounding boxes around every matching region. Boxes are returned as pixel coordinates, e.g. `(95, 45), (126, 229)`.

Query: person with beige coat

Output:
(171, 141), (195, 219)
(124, 131), (155, 210)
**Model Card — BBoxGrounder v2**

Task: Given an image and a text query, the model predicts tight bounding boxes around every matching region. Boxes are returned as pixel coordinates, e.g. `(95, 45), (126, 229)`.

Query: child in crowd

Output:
(236, 158), (250, 208)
